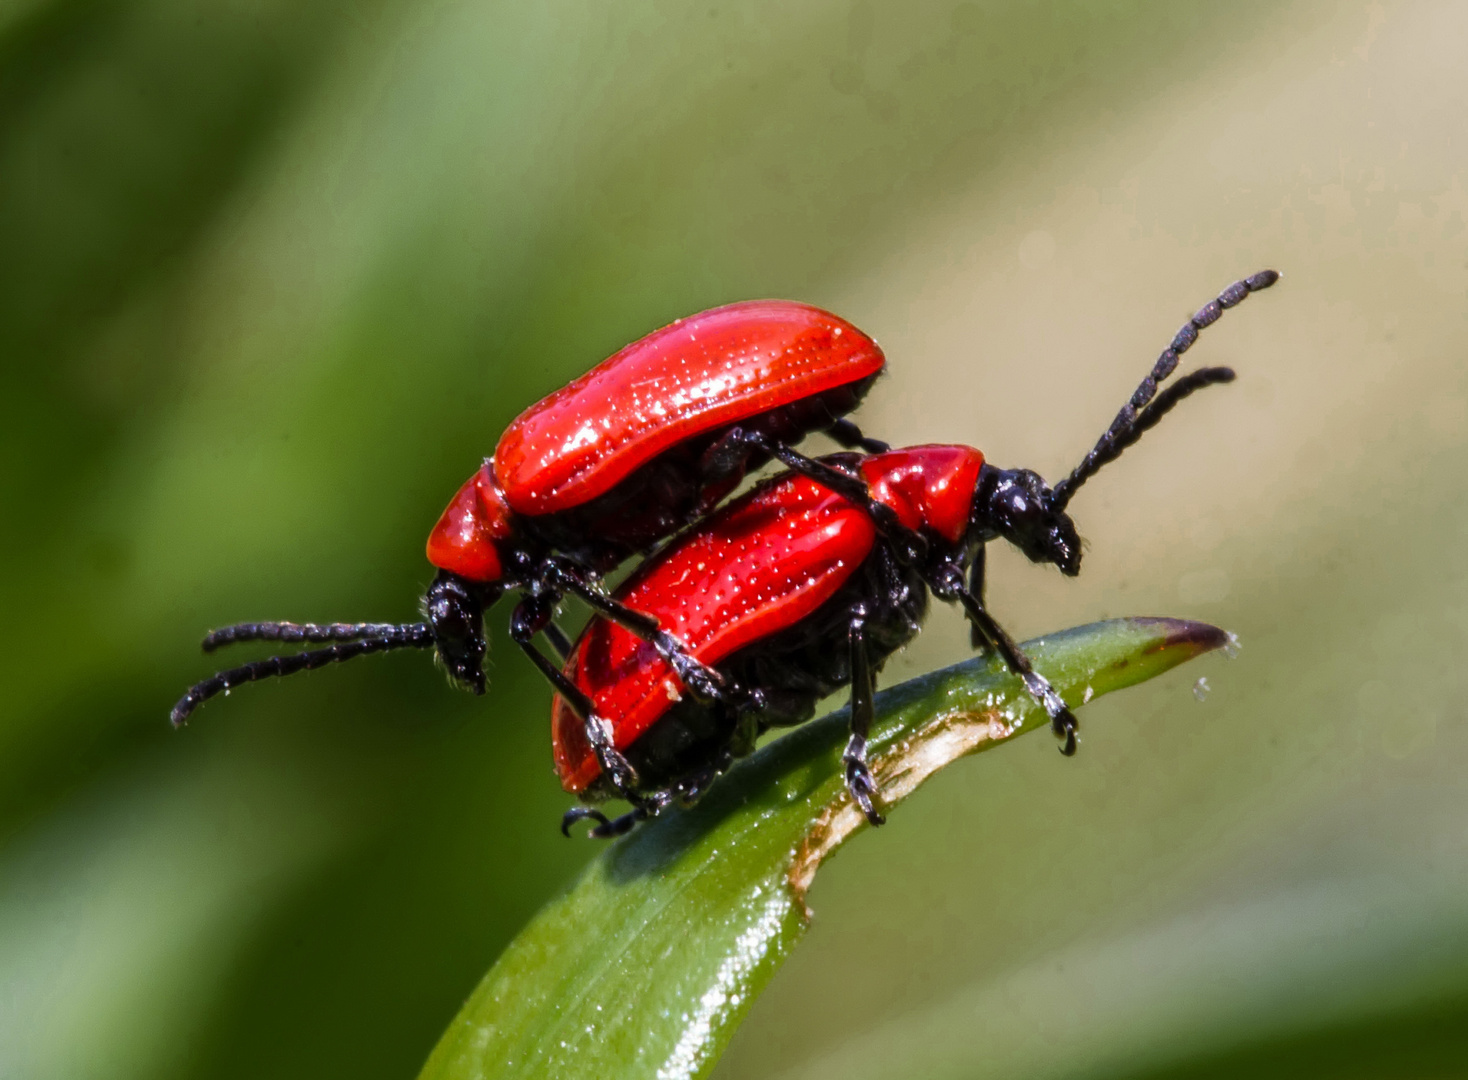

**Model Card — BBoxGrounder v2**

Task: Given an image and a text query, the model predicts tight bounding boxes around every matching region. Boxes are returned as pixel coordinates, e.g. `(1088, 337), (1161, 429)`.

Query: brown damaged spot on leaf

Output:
(787, 704), (1018, 906)
(784, 618), (1229, 909)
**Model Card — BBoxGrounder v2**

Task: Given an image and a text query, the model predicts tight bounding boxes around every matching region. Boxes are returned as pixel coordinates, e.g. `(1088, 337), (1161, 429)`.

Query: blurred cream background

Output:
(0, 2), (1463, 1078)
(726, 4), (1468, 1078)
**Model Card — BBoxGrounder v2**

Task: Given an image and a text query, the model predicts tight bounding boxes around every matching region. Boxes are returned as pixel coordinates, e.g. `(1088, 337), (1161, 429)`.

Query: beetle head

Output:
(976, 466), (1081, 576)
(425, 571), (492, 693)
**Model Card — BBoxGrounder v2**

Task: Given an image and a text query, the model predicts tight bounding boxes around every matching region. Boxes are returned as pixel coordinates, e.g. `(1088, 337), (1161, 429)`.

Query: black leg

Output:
(843, 617), (885, 826)
(826, 418), (890, 454)
(703, 426), (870, 501)
(714, 428), (930, 565)
(542, 620), (574, 662)
(561, 806), (616, 837)
(561, 801), (659, 839)
(967, 544), (992, 652)
(509, 599), (642, 799)
(671, 752), (733, 804)
(541, 558), (730, 706)
(561, 758), (730, 839)
(949, 584), (1078, 755)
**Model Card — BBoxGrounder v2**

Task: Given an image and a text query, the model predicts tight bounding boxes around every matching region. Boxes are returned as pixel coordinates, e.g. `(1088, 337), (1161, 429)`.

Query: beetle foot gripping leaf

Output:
(419, 617), (1227, 1080)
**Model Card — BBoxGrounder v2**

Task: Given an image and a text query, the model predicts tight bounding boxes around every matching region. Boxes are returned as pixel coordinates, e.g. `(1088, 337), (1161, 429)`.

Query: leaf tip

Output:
(1131, 617), (1230, 659)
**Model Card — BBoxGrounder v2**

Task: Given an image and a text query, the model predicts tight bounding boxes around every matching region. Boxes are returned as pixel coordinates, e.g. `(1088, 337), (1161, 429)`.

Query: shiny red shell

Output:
(551, 444), (985, 793)
(424, 463), (513, 583)
(494, 301), (885, 517)
(859, 444), (985, 544)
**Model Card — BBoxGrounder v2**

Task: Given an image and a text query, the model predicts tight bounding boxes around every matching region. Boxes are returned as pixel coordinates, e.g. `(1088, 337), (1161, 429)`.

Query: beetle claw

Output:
(1054, 716), (1078, 757)
(561, 806), (613, 838)
(843, 758), (886, 826)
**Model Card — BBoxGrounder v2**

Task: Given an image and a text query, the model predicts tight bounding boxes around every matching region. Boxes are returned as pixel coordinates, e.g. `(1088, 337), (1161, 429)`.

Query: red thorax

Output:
(424, 462), (514, 583)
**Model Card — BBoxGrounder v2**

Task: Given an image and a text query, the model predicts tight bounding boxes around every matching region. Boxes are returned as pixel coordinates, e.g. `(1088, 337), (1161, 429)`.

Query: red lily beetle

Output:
(172, 300), (888, 724)
(554, 271), (1278, 836)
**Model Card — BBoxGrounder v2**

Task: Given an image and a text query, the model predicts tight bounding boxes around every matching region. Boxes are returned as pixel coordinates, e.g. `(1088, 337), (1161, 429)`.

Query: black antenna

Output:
(171, 622), (434, 726)
(202, 621), (418, 652)
(1049, 269), (1278, 511)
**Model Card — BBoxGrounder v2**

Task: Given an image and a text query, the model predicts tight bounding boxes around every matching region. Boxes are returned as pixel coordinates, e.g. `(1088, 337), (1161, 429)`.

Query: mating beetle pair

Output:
(174, 271), (1279, 835)
(172, 301), (888, 725)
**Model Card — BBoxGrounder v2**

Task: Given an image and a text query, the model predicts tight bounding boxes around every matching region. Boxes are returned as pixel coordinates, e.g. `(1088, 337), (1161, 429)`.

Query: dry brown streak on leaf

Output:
(786, 705), (1016, 910)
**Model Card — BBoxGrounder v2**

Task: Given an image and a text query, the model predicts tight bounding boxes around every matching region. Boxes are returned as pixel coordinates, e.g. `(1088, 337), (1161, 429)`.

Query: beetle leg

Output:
(735, 430), (869, 499)
(769, 442), (930, 564)
(717, 429), (931, 565)
(967, 543), (993, 652)
(659, 650), (729, 707)
(561, 801), (664, 839)
(560, 806), (614, 837)
(585, 808), (644, 838)
(510, 598), (643, 798)
(560, 760), (728, 839)
(541, 559), (730, 707)
(542, 620), (574, 661)
(539, 558), (658, 635)
(561, 789), (670, 839)
(675, 754), (732, 804)
(948, 581), (1078, 755)
(843, 616), (886, 826)
(561, 802), (651, 839)
(825, 418), (890, 454)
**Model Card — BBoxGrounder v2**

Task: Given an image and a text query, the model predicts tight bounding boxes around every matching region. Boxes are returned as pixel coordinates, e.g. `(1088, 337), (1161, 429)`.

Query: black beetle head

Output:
(978, 467), (1082, 577)
(425, 571), (490, 694)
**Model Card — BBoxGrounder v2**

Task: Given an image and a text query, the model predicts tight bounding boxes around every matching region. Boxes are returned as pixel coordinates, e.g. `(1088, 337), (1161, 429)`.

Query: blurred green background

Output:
(2, 1), (1466, 1078)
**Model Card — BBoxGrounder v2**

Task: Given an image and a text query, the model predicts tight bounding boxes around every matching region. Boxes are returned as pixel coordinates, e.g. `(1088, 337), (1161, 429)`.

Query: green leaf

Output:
(419, 617), (1227, 1080)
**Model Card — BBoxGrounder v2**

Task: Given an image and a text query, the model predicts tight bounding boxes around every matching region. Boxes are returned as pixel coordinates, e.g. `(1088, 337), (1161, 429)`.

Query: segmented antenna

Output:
(171, 622), (434, 726)
(1049, 269), (1278, 511)
(202, 621), (414, 652)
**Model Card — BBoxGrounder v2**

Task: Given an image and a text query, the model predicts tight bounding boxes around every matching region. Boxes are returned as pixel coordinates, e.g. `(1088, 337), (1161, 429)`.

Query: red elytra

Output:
(174, 296), (892, 724)
(552, 444), (985, 794)
(498, 300), (884, 515)
(425, 299), (886, 585)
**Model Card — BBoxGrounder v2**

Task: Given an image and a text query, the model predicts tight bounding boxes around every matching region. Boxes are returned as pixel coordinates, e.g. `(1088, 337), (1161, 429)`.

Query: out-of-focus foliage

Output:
(0, 2), (1465, 1079)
